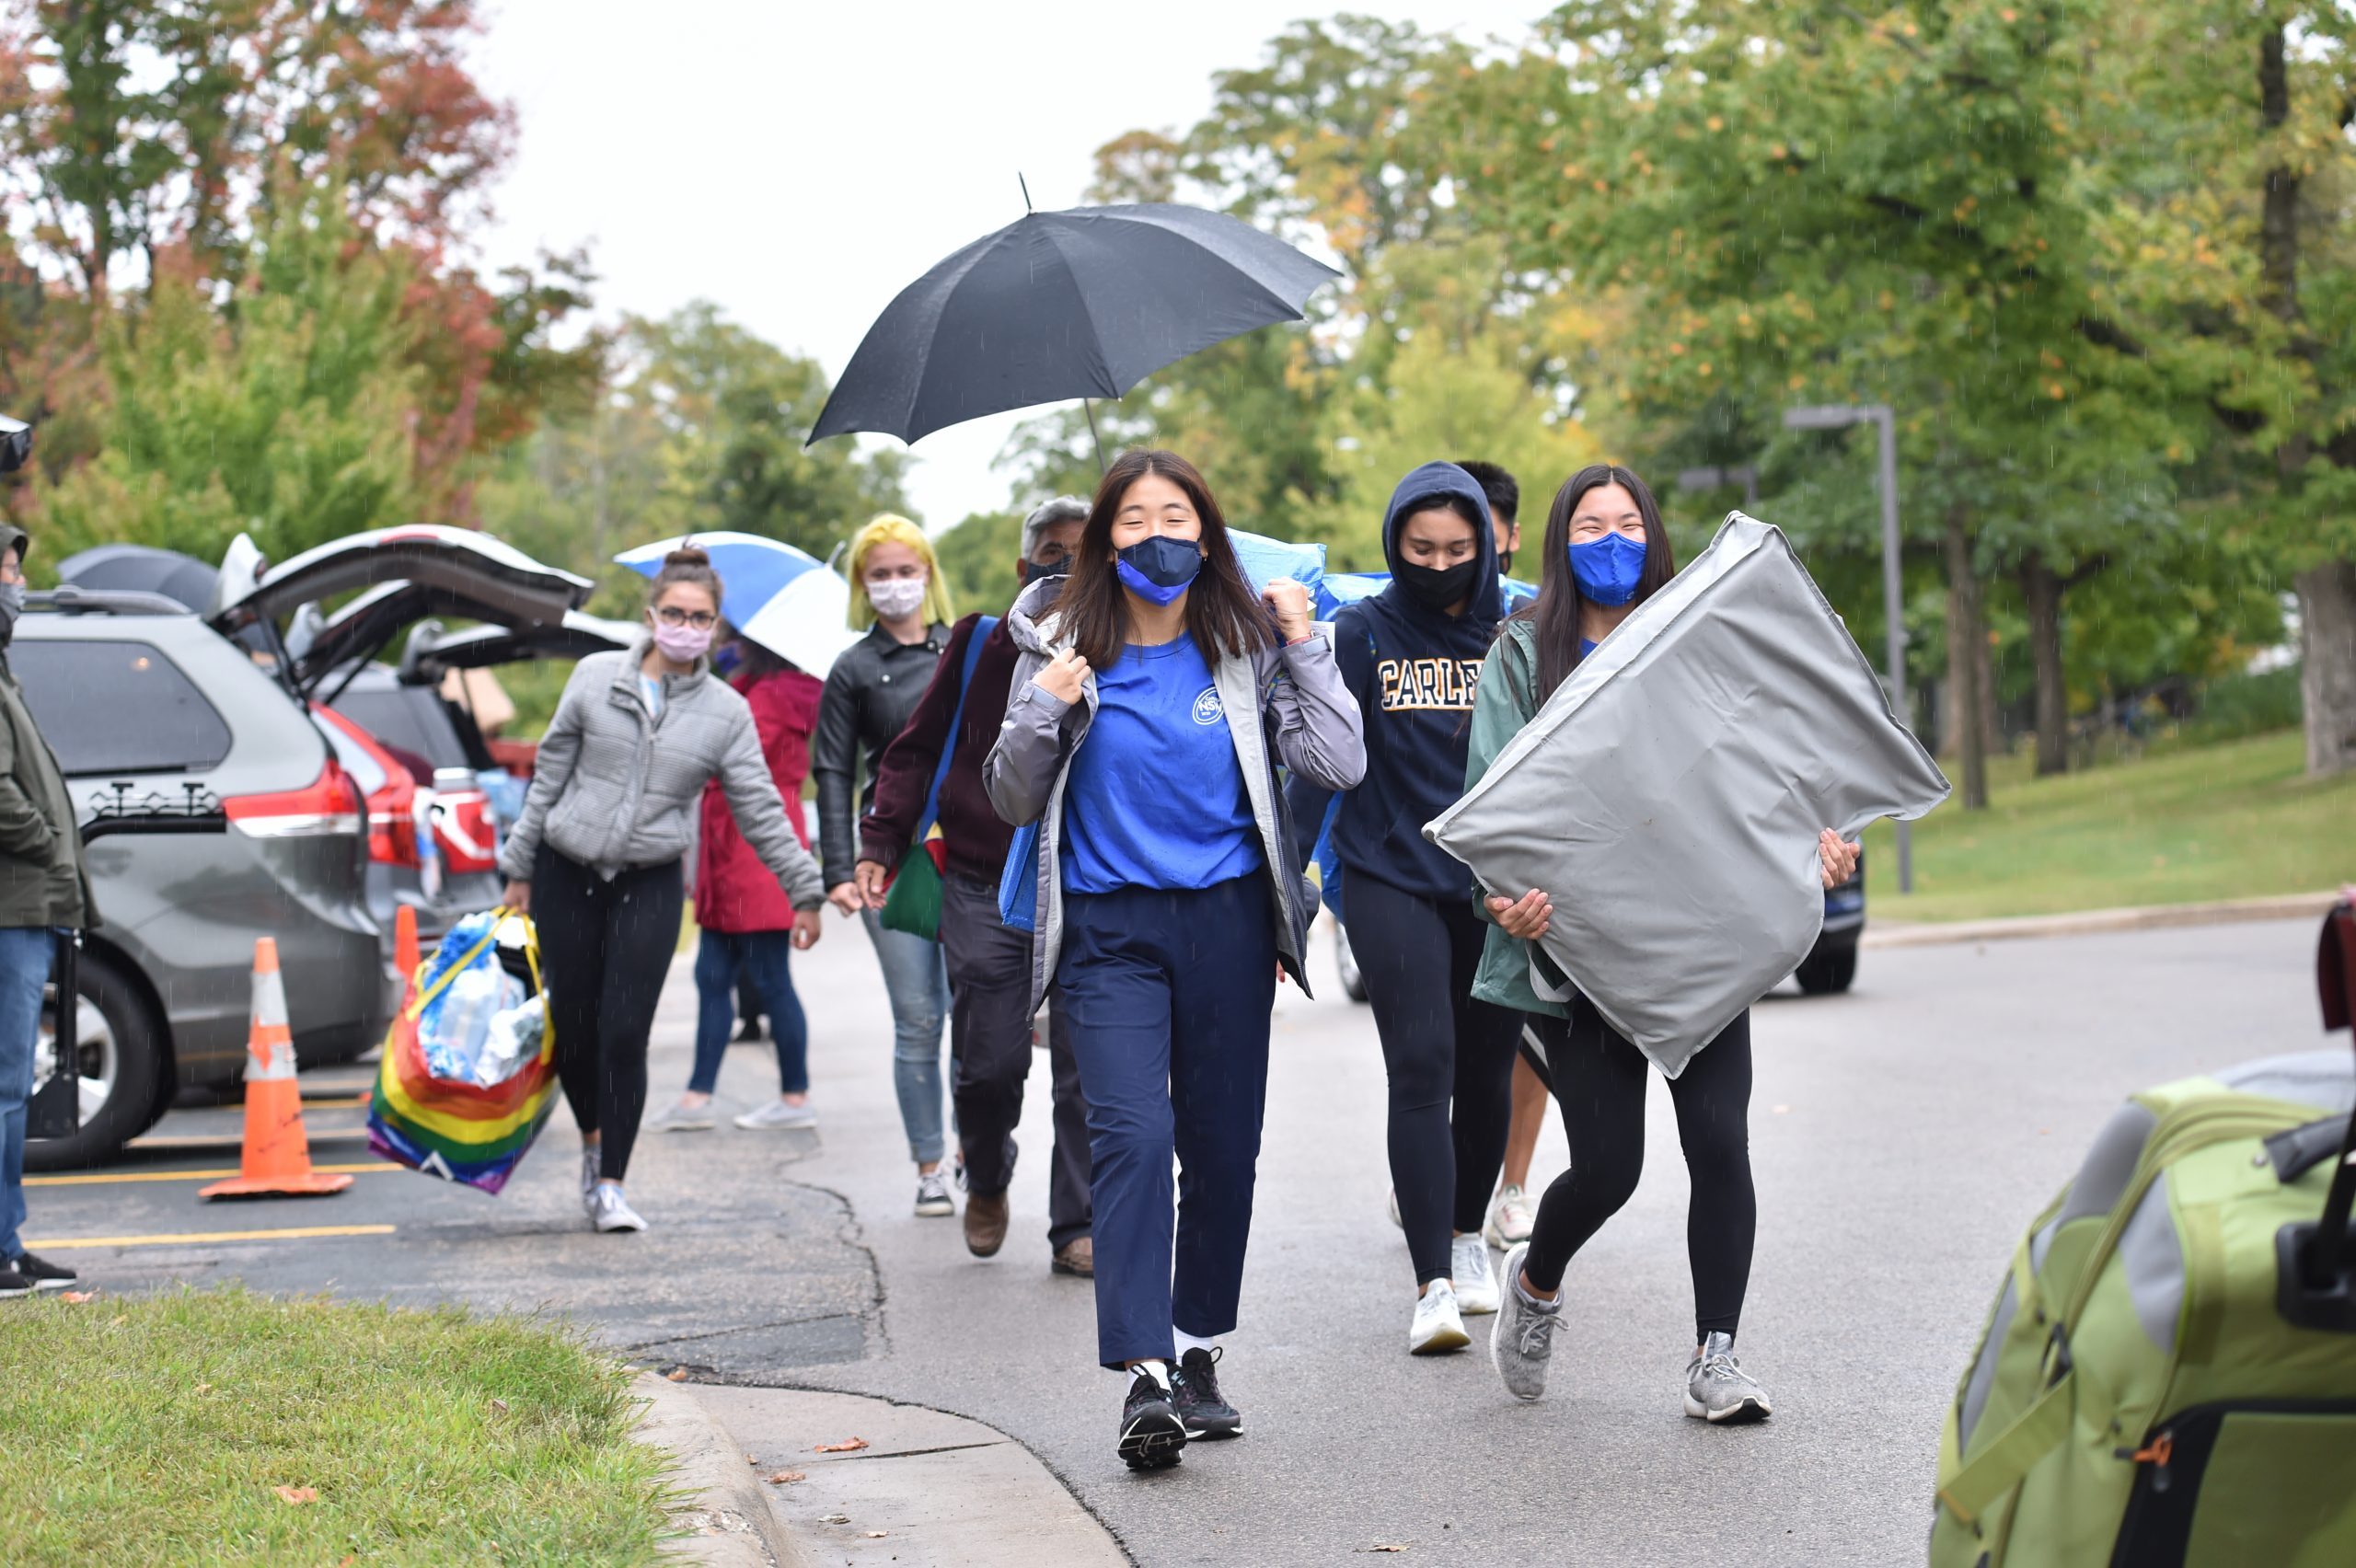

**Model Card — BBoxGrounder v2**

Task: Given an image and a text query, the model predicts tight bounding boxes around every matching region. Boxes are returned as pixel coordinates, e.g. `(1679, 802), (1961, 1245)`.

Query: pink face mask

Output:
(651, 620), (713, 664)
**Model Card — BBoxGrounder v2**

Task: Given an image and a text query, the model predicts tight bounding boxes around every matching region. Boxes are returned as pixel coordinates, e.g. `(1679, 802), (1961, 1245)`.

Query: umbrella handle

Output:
(1083, 399), (1106, 476)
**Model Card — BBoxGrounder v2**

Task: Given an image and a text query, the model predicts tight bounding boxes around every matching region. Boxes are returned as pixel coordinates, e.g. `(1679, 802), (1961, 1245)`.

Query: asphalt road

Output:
(25, 913), (2334, 1564)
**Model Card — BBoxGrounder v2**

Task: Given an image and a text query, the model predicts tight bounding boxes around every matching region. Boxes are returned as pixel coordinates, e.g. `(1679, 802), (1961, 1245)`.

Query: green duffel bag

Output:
(1931, 905), (2356, 1567)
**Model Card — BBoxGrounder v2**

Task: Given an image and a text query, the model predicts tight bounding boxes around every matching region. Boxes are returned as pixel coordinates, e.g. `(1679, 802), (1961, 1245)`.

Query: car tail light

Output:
(313, 705), (421, 867)
(431, 775), (500, 874)
(225, 758), (364, 838)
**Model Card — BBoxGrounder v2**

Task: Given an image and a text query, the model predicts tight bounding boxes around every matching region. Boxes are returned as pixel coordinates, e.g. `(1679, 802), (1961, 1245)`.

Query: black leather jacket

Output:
(812, 621), (949, 887)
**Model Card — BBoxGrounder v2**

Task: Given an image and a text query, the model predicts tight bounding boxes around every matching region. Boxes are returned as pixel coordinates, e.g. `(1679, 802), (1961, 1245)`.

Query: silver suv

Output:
(28, 525), (593, 1168)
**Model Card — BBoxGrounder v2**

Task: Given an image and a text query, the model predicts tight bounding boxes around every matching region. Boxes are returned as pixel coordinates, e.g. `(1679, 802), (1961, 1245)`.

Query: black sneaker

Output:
(13, 1252), (76, 1292)
(1172, 1347), (1243, 1439)
(1116, 1367), (1186, 1470)
(0, 1267), (31, 1300)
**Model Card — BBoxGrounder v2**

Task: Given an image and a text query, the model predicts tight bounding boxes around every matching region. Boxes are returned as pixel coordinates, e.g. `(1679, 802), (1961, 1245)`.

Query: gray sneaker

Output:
(915, 1170), (954, 1216)
(1684, 1332), (1772, 1423)
(1490, 1242), (1564, 1402)
(646, 1097), (716, 1133)
(734, 1098), (817, 1131)
(590, 1183), (648, 1233)
(580, 1147), (601, 1211)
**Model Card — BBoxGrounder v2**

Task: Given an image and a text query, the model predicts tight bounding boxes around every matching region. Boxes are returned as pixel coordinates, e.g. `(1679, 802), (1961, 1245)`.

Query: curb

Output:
(634, 1371), (808, 1567)
(1861, 890), (2343, 951)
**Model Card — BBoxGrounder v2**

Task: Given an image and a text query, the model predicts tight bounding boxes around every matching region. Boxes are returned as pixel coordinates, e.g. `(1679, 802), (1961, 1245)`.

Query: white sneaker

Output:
(590, 1183), (647, 1233)
(646, 1097), (715, 1133)
(1410, 1281), (1471, 1355)
(1484, 1183), (1535, 1249)
(1387, 1188), (1402, 1228)
(1451, 1233), (1500, 1315)
(733, 1099), (817, 1131)
(915, 1170), (955, 1216)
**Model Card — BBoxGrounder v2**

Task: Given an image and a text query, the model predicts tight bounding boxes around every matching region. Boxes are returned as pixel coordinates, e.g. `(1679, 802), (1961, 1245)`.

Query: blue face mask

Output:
(1568, 530), (1646, 606)
(1114, 535), (1204, 606)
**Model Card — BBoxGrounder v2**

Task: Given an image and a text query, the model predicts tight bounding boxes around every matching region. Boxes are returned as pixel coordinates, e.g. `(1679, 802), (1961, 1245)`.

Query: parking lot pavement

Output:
(22, 952), (879, 1379)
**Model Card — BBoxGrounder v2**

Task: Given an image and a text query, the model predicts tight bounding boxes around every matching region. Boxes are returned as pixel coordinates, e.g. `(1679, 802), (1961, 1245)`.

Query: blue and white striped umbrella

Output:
(614, 532), (863, 681)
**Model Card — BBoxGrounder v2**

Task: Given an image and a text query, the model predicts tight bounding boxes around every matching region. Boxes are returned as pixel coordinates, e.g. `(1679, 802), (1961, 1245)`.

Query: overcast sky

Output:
(469, 0), (1543, 532)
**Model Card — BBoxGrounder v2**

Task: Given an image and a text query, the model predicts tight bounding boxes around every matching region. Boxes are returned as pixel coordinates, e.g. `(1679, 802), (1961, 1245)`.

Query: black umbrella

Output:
(0, 415), (29, 475)
(808, 203), (1339, 456)
(57, 543), (217, 611)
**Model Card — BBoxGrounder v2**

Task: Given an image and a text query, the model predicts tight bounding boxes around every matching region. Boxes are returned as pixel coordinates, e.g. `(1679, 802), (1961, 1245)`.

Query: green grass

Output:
(0, 1287), (670, 1566)
(1862, 729), (2356, 923)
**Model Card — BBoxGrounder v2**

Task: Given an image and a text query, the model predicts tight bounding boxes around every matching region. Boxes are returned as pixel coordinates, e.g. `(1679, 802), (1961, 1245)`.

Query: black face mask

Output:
(1395, 557), (1480, 611)
(1019, 558), (1068, 587)
(1496, 549), (1514, 577)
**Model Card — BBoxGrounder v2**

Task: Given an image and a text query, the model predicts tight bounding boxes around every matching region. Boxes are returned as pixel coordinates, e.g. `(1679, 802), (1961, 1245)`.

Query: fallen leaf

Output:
(664, 1367), (688, 1382)
(59, 1290), (95, 1304)
(274, 1486), (318, 1505)
(819, 1513), (851, 1525)
(1363, 1546), (1408, 1555)
(813, 1436), (870, 1454)
(862, 1532), (888, 1539)
(489, 1399), (509, 1414)
(765, 1470), (805, 1484)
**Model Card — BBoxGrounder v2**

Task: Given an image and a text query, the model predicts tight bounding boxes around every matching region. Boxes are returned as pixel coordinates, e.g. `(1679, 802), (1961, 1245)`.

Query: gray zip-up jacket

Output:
(500, 642), (825, 908)
(983, 576), (1366, 1016)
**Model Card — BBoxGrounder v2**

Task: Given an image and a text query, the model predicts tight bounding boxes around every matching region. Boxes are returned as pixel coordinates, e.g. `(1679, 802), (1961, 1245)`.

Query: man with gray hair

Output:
(853, 497), (1096, 1273)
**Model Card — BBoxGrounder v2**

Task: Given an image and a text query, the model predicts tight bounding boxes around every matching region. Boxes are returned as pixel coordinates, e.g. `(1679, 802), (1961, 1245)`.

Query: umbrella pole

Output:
(1083, 398), (1106, 476)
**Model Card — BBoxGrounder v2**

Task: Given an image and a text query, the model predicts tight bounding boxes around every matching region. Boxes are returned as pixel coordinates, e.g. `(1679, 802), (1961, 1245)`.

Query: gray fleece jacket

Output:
(982, 576), (1367, 1016)
(500, 642), (825, 908)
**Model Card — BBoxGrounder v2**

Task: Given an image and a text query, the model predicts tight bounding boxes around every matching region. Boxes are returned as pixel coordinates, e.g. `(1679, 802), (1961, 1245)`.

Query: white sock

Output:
(1172, 1328), (1218, 1358)
(1131, 1359), (1172, 1389)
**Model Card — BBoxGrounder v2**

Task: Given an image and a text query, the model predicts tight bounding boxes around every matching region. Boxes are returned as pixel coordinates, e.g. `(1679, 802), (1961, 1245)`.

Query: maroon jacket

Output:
(696, 667), (822, 931)
(859, 611), (1019, 885)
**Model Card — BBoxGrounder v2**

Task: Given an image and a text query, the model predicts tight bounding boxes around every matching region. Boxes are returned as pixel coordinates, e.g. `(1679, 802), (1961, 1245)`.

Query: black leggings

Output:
(1522, 1000), (1756, 1341)
(533, 847), (685, 1182)
(1345, 872), (1526, 1284)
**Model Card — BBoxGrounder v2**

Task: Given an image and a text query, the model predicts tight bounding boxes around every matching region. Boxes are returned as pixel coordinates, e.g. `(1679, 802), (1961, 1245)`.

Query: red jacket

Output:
(696, 667), (823, 931)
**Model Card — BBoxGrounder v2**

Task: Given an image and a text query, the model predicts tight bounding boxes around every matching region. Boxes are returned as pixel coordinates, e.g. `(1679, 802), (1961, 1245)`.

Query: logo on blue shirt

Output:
(1191, 686), (1224, 726)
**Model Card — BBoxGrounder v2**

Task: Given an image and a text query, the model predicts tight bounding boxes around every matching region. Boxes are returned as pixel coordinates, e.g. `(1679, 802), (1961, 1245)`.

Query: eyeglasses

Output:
(654, 606), (718, 629)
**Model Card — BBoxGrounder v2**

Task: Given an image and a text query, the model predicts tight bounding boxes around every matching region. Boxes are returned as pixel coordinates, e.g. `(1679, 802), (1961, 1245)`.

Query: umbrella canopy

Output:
(809, 204), (1340, 446)
(614, 532), (864, 682)
(57, 543), (217, 611)
(0, 414), (28, 475)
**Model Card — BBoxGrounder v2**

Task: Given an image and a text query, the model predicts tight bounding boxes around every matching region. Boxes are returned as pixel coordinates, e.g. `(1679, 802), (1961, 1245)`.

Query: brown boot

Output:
(1052, 1237), (1094, 1277)
(964, 1192), (1010, 1258)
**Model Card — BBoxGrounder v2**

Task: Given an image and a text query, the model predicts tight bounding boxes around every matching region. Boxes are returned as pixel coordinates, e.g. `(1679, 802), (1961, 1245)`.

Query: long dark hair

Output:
(1051, 449), (1274, 670)
(1511, 463), (1678, 703)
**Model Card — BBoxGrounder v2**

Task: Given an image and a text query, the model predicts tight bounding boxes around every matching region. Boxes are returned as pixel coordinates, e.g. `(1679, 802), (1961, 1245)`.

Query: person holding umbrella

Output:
(813, 516), (959, 1217)
(986, 450), (1365, 1471)
(854, 497), (1095, 1274)
(499, 547), (827, 1234)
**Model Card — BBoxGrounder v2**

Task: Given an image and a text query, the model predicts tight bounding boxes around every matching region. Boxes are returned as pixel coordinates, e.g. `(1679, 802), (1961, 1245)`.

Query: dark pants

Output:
(1521, 1000), (1756, 1341)
(1058, 875), (1276, 1368)
(941, 871), (1091, 1251)
(534, 847), (685, 1183)
(1345, 872), (1525, 1284)
(690, 929), (807, 1096)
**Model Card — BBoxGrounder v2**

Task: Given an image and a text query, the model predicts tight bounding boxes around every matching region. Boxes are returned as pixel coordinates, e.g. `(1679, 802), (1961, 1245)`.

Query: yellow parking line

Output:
(131, 1127), (370, 1150)
(21, 1224), (397, 1251)
(26, 1162), (400, 1188)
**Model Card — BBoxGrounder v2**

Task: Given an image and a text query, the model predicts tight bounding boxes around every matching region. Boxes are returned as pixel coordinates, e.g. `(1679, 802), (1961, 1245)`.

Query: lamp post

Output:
(1676, 463), (1761, 511)
(1783, 402), (1912, 893)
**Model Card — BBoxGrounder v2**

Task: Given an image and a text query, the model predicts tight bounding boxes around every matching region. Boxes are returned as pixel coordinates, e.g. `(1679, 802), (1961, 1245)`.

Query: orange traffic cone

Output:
(200, 938), (353, 1200)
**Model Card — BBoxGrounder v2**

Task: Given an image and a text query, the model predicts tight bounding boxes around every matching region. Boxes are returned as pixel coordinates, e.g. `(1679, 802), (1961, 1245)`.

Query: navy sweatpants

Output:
(1057, 875), (1277, 1368)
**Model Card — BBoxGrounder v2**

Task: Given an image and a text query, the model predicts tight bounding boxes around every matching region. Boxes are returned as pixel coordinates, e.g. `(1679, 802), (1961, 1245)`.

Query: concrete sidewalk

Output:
(1862, 888), (2343, 949)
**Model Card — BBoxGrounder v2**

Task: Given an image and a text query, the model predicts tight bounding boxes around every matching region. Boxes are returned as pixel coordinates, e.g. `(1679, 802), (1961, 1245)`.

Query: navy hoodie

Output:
(1288, 461), (1503, 904)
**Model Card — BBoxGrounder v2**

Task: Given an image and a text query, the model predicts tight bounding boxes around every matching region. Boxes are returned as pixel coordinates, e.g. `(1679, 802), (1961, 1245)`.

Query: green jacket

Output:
(1464, 618), (1566, 1018)
(0, 523), (95, 930)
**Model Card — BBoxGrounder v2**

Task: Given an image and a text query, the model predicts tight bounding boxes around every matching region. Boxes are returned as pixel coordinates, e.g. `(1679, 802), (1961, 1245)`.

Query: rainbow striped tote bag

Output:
(367, 910), (560, 1193)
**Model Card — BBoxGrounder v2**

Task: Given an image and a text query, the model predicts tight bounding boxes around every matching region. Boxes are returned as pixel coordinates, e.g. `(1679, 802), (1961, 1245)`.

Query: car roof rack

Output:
(29, 585), (192, 617)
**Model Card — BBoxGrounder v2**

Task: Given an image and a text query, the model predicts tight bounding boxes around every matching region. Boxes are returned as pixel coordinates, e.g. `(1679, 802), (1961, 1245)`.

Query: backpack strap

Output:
(911, 617), (998, 847)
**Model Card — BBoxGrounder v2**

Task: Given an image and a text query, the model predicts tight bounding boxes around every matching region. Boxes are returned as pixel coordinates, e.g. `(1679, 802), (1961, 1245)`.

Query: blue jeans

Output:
(1057, 877), (1276, 1368)
(0, 927), (55, 1262)
(690, 929), (808, 1096)
(859, 909), (950, 1165)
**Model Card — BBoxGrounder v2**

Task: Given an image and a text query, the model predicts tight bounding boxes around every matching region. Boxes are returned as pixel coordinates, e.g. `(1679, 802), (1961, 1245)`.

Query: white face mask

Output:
(867, 575), (928, 620)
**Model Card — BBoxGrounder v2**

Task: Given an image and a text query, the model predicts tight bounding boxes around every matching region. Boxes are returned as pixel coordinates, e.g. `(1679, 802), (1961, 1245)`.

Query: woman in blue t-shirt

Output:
(987, 448), (1366, 1472)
